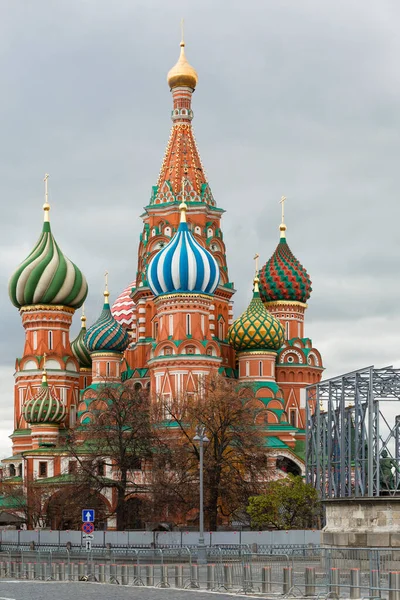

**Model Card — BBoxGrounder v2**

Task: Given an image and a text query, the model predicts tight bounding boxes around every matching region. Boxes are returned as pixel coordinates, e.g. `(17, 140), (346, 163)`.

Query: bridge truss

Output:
(306, 365), (400, 498)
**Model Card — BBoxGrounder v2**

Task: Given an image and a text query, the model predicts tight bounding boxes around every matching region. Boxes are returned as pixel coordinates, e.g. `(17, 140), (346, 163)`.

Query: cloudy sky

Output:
(1, 0), (399, 457)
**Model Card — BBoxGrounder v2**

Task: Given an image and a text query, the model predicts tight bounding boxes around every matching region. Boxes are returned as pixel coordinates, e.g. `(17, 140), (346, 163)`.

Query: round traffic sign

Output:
(82, 522), (94, 534)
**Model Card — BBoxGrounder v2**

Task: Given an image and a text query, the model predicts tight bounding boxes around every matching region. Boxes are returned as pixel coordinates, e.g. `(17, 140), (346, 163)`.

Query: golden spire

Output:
(104, 271), (110, 304)
(279, 195), (287, 238)
(253, 253), (260, 294)
(167, 22), (198, 90)
(81, 304), (87, 328)
(179, 177), (188, 223)
(43, 173), (50, 222)
(42, 352), (48, 384)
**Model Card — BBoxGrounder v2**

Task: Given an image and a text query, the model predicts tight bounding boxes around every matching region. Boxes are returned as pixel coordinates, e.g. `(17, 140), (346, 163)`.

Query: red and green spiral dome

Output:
(259, 226), (312, 304)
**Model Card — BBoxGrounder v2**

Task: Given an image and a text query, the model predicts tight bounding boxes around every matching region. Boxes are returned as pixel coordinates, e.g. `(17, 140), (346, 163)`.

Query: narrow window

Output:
(285, 322), (290, 340)
(106, 362), (110, 377)
(70, 405), (76, 427)
(259, 361), (263, 377)
(246, 361), (250, 377)
(169, 314), (173, 336)
(96, 362), (100, 376)
(48, 330), (53, 350)
(33, 331), (37, 350)
(201, 314), (205, 336)
(62, 332), (66, 347)
(219, 320), (224, 340)
(186, 314), (191, 336)
(290, 409), (297, 427)
(97, 461), (106, 476)
(9, 464), (16, 477)
(18, 464), (22, 477)
(38, 462), (47, 478)
(154, 321), (159, 339)
(83, 376), (87, 388)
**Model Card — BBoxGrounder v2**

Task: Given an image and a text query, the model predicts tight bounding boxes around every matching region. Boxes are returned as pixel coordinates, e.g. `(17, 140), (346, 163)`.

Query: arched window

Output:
(9, 464), (16, 477)
(164, 226), (171, 237)
(218, 318), (225, 340)
(207, 227), (213, 238)
(195, 226), (201, 235)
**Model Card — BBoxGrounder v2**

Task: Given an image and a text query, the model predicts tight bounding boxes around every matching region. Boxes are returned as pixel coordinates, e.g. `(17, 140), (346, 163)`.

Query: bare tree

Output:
(67, 381), (156, 530)
(152, 375), (272, 530)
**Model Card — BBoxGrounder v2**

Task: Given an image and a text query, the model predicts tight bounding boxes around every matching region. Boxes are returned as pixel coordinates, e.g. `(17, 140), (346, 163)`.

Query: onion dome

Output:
(23, 369), (66, 424)
(8, 175), (88, 309)
(147, 190), (219, 296)
(71, 309), (92, 369)
(167, 38), (198, 90)
(111, 281), (135, 328)
(228, 276), (285, 352)
(84, 283), (130, 354)
(259, 219), (312, 304)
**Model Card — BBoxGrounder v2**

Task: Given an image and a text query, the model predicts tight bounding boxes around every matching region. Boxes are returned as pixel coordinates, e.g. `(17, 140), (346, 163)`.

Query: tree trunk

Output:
(207, 467), (221, 531)
(116, 471), (127, 530)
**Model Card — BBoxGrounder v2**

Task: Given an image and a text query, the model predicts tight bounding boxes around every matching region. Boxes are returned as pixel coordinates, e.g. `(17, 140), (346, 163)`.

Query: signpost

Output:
(82, 509), (95, 554)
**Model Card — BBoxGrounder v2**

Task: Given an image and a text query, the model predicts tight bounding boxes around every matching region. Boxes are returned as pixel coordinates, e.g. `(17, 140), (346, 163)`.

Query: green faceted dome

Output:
(228, 279), (285, 352)
(23, 373), (66, 424)
(9, 207), (88, 309)
(71, 314), (92, 369)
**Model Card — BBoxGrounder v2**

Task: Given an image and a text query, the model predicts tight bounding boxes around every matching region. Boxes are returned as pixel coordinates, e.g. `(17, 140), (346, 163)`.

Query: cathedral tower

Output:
(8, 175), (87, 454)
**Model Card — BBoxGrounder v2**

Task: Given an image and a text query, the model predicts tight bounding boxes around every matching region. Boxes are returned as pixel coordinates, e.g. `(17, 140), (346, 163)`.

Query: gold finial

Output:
(42, 352), (48, 384)
(104, 271), (110, 303)
(43, 173), (50, 222)
(180, 17), (185, 46)
(167, 23), (198, 90)
(279, 195), (287, 238)
(253, 254), (260, 293)
(179, 177), (188, 223)
(81, 304), (87, 328)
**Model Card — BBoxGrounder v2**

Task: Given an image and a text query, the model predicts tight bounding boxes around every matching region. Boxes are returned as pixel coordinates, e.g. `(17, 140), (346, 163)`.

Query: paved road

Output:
(0, 581), (267, 600)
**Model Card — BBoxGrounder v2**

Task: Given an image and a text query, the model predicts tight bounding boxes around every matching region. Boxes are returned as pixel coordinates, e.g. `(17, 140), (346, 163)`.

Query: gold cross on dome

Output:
(181, 18), (185, 45)
(253, 253), (260, 274)
(280, 195), (287, 224)
(43, 173), (49, 202)
(104, 270), (109, 292)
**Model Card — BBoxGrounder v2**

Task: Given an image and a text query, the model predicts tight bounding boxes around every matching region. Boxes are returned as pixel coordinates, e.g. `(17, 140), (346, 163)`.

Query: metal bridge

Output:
(306, 365), (400, 498)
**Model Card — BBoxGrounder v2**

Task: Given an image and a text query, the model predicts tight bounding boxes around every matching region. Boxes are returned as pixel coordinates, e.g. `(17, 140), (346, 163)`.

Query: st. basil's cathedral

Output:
(3, 37), (323, 527)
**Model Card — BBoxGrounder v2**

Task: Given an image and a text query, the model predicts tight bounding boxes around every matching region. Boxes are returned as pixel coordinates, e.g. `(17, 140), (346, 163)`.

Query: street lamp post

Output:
(194, 424), (209, 564)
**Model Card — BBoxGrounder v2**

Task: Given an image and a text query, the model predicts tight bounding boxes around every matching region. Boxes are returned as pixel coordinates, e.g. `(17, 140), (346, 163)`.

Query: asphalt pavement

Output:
(0, 580), (267, 600)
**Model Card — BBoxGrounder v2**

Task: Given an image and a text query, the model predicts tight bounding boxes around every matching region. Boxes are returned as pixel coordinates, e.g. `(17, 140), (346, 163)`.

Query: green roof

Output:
(265, 437), (289, 449)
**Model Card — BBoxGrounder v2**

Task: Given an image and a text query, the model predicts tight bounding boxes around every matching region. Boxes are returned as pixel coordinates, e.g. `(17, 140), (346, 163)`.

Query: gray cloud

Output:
(1, 0), (400, 455)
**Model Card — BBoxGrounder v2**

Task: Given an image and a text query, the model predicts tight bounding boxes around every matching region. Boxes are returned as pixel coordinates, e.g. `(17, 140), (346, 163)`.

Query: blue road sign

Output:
(82, 509), (95, 523)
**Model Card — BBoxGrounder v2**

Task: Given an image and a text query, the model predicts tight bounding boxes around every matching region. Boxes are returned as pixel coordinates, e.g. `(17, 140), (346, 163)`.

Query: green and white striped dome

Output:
(23, 372), (66, 424)
(9, 218), (88, 310)
(71, 313), (92, 369)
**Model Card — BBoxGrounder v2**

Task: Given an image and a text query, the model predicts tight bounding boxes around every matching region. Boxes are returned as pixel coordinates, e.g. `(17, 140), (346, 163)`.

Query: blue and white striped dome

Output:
(147, 221), (220, 296)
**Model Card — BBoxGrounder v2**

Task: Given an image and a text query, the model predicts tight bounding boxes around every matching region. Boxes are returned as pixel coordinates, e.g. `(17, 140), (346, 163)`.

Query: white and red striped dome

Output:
(111, 281), (136, 329)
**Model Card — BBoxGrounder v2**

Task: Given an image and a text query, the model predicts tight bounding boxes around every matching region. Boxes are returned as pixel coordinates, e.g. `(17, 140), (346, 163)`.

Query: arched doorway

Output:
(124, 497), (145, 529)
(276, 455), (302, 476)
(46, 486), (109, 530)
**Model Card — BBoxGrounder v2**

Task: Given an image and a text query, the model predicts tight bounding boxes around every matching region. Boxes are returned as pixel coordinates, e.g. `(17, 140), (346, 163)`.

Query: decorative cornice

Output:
(91, 351), (123, 359)
(20, 305), (75, 314)
(238, 350), (277, 357)
(265, 300), (308, 309)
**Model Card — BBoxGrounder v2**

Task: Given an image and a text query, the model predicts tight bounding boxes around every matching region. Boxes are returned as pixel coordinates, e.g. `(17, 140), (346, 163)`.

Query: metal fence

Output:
(2, 545), (400, 598)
